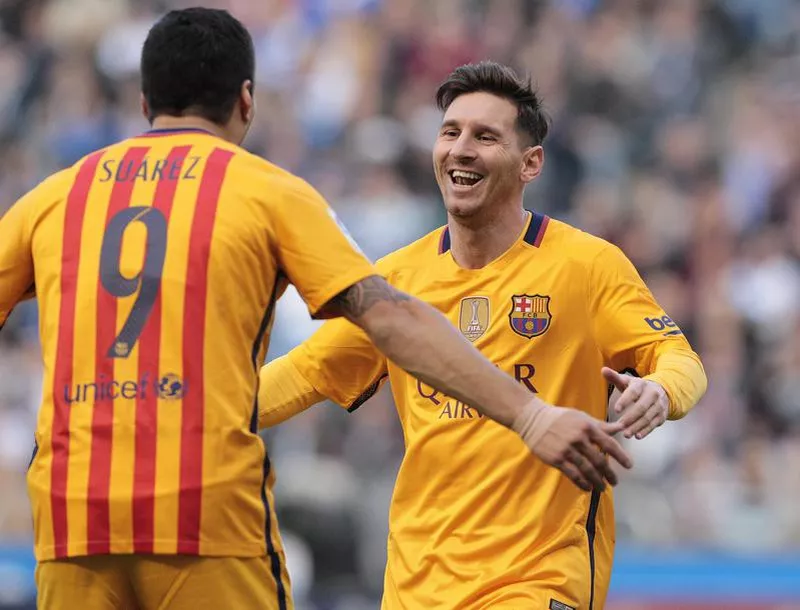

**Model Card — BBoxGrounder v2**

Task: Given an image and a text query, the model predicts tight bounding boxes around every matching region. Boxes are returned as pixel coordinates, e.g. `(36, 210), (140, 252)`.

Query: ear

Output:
(520, 145), (544, 184)
(140, 93), (152, 124)
(240, 80), (254, 124)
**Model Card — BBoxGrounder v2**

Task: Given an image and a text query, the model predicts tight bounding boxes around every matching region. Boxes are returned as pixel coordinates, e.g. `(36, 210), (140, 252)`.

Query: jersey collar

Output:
(437, 211), (550, 255)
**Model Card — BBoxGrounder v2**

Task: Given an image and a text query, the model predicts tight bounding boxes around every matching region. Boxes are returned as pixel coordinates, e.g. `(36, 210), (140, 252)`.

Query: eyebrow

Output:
(440, 119), (504, 136)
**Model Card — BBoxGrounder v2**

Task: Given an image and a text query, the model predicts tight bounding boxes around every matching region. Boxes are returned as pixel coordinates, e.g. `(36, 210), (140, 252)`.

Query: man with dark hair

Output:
(0, 12), (632, 610)
(435, 61), (550, 147)
(258, 61), (707, 609)
(140, 7), (257, 125)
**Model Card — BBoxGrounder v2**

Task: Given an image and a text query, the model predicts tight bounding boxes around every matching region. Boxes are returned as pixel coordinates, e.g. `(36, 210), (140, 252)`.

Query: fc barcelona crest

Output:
(509, 294), (552, 339)
(459, 296), (490, 342)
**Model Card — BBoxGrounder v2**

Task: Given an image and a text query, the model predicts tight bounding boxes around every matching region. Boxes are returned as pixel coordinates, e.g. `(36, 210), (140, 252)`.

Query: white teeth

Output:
(451, 170), (483, 180)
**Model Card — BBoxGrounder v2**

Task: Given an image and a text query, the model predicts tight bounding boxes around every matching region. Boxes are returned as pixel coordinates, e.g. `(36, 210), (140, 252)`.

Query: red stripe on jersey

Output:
(533, 215), (550, 247)
(177, 147), (234, 554)
(51, 151), (105, 558)
(132, 145), (191, 553)
(86, 146), (150, 555)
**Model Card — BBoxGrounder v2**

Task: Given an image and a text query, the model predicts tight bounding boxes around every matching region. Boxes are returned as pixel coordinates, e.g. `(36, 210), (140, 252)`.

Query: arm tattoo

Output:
(332, 276), (410, 319)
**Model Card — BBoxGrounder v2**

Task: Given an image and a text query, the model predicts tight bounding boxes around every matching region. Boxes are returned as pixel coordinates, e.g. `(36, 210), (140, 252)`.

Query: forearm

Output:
(365, 297), (537, 428)
(644, 347), (707, 420)
(258, 355), (325, 428)
(324, 276), (632, 491)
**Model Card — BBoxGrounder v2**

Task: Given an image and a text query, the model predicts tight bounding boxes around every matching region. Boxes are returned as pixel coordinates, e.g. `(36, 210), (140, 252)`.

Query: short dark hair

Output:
(141, 8), (255, 125)
(435, 61), (549, 147)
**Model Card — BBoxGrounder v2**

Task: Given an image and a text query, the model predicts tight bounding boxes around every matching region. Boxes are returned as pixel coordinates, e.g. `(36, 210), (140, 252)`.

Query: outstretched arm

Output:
(258, 315), (389, 428)
(258, 355), (325, 428)
(591, 244), (707, 440)
(323, 277), (529, 427)
(322, 276), (633, 492)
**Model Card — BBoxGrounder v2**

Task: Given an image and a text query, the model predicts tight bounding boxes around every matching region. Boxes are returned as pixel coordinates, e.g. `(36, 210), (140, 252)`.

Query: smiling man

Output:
(258, 62), (707, 609)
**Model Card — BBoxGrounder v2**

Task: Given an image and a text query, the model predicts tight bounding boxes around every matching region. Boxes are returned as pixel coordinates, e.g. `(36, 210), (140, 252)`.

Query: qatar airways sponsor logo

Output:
(416, 363), (538, 420)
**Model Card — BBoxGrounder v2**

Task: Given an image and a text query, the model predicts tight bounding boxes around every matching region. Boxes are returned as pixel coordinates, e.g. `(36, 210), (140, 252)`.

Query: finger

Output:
(625, 414), (655, 439)
(590, 427), (634, 469)
(617, 402), (650, 436)
(633, 420), (660, 440)
(599, 420), (625, 435)
(560, 462), (592, 492)
(632, 406), (667, 440)
(614, 382), (644, 414)
(579, 442), (618, 487)
(601, 367), (630, 392)
(568, 448), (606, 492)
(621, 388), (660, 436)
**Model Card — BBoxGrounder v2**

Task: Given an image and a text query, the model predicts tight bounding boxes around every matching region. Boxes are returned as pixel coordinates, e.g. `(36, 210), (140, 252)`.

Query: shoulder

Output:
(375, 226), (446, 278)
(228, 148), (319, 197)
(533, 216), (643, 294)
(540, 216), (617, 261)
(539, 216), (638, 278)
(12, 165), (78, 215)
(549, 221), (648, 301)
(216, 150), (337, 230)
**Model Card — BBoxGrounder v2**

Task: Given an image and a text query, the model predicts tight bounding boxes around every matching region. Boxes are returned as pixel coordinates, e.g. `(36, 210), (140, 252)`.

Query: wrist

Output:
(643, 374), (673, 417)
(511, 397), (554, 447)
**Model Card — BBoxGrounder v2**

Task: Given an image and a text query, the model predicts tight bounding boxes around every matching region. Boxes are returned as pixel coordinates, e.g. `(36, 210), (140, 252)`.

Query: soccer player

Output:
(257, 62), (708, 609)
(0, 11), (633, 610)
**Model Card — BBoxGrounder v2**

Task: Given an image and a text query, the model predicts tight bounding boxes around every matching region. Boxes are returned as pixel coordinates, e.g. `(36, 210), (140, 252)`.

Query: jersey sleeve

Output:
(287, 315), (389, 410)
(257, 355), (326, 428)
(268, 177), (378, 318)
(590, 243), (707, 419)
(0, 193), (36, 330)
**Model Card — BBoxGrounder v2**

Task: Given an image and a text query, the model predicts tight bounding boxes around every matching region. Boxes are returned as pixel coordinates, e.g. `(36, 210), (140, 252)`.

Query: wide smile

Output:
(448, 169), (485, 189)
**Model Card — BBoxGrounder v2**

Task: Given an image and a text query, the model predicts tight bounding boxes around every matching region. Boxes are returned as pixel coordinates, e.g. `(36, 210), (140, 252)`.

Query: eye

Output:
(478, 134), (496, 142)
(441, 129), (459, 138)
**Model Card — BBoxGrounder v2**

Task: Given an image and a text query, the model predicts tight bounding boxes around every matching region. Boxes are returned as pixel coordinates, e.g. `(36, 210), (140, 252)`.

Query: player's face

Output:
(433, 92), (541, 220)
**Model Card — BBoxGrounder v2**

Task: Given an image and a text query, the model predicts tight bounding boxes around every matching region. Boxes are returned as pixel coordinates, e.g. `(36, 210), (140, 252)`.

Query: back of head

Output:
(141, 7), (255, 125)
(436, 61), (549, 147)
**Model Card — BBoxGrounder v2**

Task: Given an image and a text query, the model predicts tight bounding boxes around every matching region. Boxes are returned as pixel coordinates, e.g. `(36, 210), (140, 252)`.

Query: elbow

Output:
(693, 360), (709, 412)
(689, 352), (709, 407)
(667, 353), (708, 420)
(698, 360), (709, 399)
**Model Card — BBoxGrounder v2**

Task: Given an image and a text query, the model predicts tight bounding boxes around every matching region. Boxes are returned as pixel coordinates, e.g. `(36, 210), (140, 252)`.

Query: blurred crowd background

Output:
(1, 0), (799, 608)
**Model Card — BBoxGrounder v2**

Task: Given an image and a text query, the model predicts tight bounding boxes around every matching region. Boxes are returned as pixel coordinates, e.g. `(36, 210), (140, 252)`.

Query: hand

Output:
(513, 402), (633, 493)
(602, 367), (669, 440)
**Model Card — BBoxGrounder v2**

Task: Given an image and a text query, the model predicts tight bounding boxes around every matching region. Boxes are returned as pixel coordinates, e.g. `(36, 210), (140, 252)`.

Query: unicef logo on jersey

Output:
(158, 373), (186, 400)
(63, 372), (188, 404)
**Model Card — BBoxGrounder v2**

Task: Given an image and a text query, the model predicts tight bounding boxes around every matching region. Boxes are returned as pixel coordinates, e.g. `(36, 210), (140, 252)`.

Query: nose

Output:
(449, 132), (477, 163)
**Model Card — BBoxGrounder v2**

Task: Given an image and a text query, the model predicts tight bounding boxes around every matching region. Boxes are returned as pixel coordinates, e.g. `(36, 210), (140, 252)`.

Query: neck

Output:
(150, 116), (230, 141)
(448, 205), (529, 269)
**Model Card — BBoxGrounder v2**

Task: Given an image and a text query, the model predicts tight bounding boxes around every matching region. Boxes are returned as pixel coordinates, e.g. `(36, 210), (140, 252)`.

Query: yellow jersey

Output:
(281, 211), (704, 609)
(0, 126), (376, 605)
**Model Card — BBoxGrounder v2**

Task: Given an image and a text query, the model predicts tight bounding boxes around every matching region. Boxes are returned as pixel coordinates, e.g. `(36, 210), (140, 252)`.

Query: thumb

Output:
(602, 367), (630, 391)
